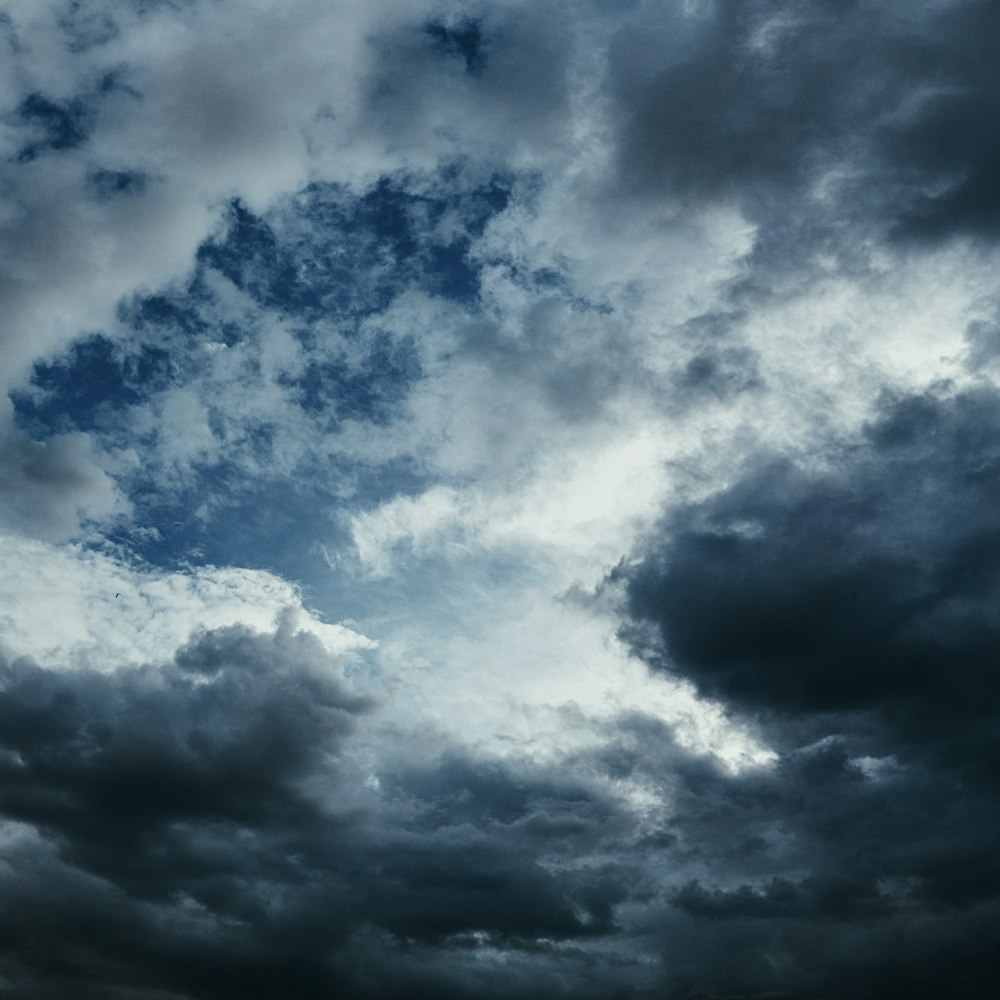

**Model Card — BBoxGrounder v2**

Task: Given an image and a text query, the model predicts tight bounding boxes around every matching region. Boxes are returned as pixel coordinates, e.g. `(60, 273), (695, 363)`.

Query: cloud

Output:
(2, 0), (753, 555)
(0, 620), (368, 999)
(0, 536), (373, 671)
(612, 382), (1000, 995)
(0, 621), (660, 999)
(5, 0), (1000, 996)
(0, 407), (122, 541)
(622, 384), (1000, 753)
(608, 0), (1000, 249)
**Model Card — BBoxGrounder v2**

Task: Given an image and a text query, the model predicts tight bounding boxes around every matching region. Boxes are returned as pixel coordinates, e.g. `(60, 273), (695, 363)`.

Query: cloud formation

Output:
(3, 0), (1000, 996)
(0, 621), (656, 999)
(616, 383), (1000, 996)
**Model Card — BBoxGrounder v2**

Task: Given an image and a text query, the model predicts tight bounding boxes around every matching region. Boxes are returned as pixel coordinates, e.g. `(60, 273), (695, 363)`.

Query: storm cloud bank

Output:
(617, 384), (1000, 997)
(0, 623), (641, 999)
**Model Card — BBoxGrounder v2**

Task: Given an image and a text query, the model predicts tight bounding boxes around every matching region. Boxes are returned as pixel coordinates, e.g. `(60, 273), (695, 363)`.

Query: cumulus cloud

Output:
(609, 0), (1000, 244)
(614, 382), (1000, 995)
(0, 619), (662, 1000)
(622, 384), (1000, 745)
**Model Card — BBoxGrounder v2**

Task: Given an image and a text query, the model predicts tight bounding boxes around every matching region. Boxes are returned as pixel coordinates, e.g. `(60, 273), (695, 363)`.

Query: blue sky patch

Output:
(16, 92), (91, 160)
(12, 335), (144, 435)
(286, 333), (421, 427)
(197, 175), (509, 320)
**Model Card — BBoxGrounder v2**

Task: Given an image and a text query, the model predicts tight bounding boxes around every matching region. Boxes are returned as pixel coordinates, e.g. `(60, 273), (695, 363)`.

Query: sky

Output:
(2, 0), (1000, 996)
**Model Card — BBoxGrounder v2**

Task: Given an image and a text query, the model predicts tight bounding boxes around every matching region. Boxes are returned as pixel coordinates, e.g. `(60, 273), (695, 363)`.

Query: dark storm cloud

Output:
(559, 706), (1000, 1000)
(612, 383), (1000, 996)
(611, 0), (1000, 249)
(622, 384), (1000, 759)
(0, 622), (649, 999)
(0, 623), (369, 890)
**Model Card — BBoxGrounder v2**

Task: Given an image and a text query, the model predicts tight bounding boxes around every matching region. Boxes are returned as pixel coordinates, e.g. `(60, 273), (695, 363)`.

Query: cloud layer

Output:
(3, 0), (1000, 996)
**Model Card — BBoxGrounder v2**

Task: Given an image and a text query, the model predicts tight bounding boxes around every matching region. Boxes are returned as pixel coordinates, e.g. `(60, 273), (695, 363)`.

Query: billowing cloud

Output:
(615, 382), (1000, 996)
(610, 0), (1000, 244)
(0, 619), (660, 999)
(622, 384), (1000, 748)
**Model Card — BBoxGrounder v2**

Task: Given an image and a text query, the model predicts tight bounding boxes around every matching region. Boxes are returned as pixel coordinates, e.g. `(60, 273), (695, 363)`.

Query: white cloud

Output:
(0, 533), (374, 672)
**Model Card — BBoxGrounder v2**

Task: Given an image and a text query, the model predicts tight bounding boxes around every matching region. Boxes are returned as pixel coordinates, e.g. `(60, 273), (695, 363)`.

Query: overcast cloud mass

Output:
(2, 0), (1000, 996)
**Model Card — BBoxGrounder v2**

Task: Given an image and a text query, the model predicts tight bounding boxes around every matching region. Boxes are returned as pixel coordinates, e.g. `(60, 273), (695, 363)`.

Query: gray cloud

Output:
(621, 385), (1000, 753)
(607, 0), (1000, 299)
(0, 621), (656, 999)
(5, 0), (1000, 996)
(613, 383), (1000, 995)
(0, 410), (120, 540)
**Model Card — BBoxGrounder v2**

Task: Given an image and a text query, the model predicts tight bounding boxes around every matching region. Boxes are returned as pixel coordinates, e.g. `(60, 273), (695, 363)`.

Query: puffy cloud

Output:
(608, 0), (1000, 246)
(622, 384), (1000, 752)
(0, 536), (373, 671)
(0, 621), (660, 999)
(0, 407), (121, 541)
